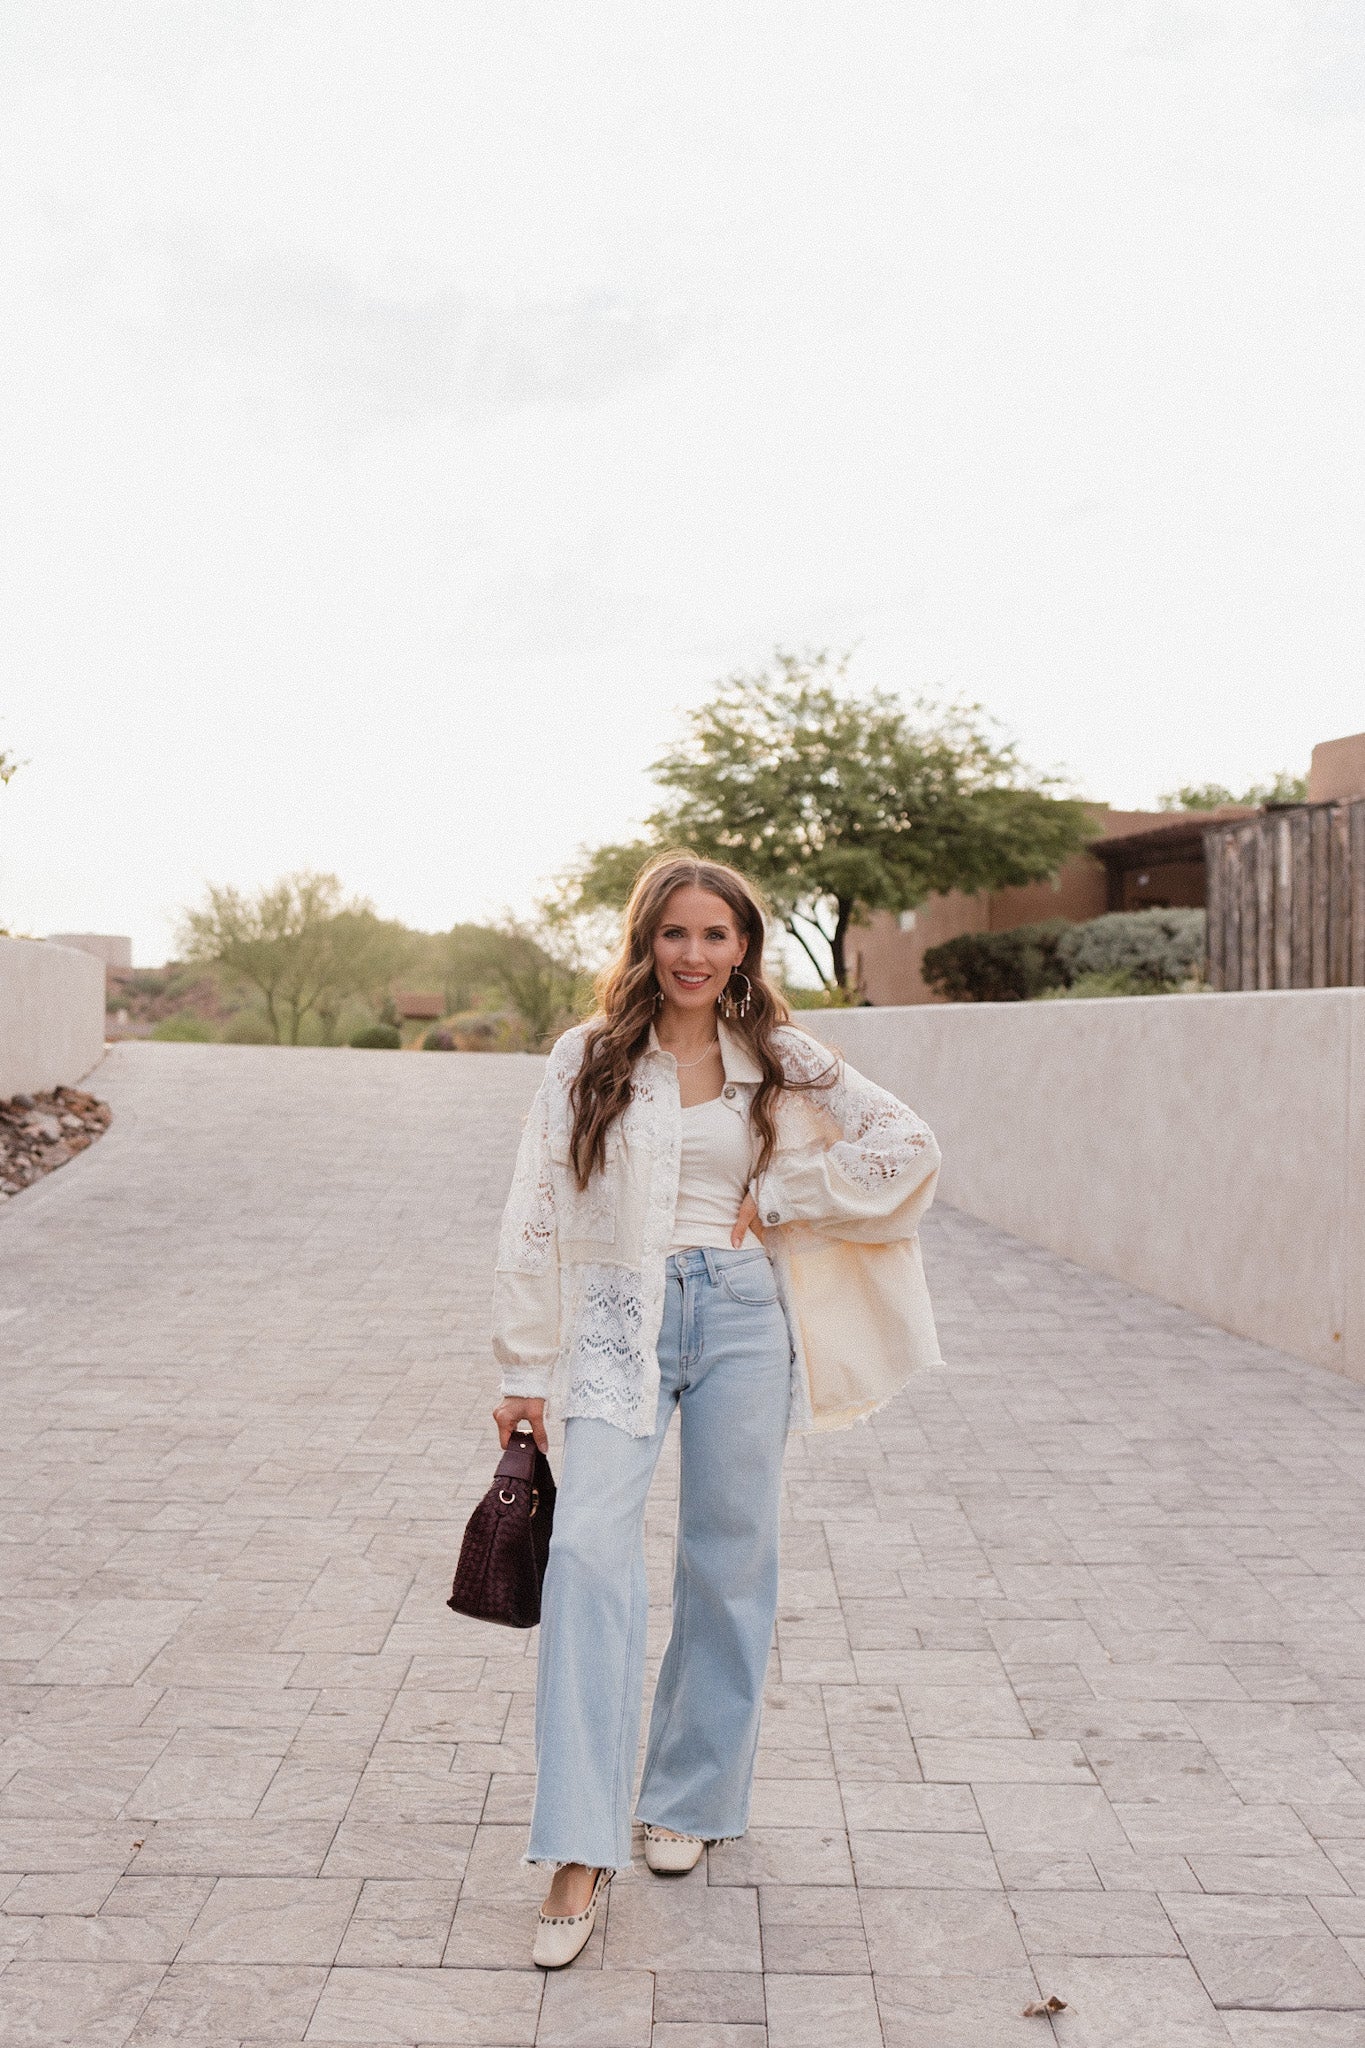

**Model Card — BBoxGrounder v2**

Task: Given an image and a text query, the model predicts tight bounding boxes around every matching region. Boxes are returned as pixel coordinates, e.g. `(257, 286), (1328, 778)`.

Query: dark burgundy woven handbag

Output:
(447, 1429), (556, 1628)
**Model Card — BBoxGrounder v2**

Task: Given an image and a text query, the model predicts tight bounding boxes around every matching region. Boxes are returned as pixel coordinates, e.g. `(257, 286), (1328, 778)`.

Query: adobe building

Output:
(46, 933), (133, 974)
(1309, 730), (1365, 805)
(849, 729), (1365, 1005)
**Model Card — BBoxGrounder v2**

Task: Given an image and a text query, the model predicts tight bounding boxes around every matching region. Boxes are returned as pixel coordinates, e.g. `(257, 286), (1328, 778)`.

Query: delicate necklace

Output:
(669, 1037), (720, 1070)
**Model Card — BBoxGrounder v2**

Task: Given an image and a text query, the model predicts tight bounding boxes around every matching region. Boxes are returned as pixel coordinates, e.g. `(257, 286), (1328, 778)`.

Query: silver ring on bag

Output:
(499, 1487), (517, 1504)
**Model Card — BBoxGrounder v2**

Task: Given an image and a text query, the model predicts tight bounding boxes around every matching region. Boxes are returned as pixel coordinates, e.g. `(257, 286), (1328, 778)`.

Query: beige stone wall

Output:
(804, 991), (1365, 1386)
(0, 938), (106, 1098)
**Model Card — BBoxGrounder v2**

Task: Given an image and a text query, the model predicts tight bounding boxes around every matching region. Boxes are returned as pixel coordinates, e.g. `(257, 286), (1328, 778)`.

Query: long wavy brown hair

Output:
(568, 852), (833, 1190)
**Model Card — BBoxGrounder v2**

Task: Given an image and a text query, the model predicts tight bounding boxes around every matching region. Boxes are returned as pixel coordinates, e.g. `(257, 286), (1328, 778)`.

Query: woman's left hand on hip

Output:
(731, 1192), (761, 1247)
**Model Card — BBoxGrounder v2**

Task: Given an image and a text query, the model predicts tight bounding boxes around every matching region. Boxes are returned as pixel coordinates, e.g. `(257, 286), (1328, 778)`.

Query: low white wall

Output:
(0, 939), (107, 1099)
(806, 991), (1365, 1385)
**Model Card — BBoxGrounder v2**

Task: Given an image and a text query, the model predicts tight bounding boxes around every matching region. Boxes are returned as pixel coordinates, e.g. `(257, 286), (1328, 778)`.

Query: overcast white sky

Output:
(2, 0), (1362, 965)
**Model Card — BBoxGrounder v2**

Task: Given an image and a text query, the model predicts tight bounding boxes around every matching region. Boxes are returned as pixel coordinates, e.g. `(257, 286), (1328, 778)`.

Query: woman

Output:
(490, 853), (942, 1969)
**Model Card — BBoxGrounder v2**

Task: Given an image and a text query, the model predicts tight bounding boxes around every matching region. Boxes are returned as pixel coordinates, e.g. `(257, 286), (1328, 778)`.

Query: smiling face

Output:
(652, 884), (750, 1016)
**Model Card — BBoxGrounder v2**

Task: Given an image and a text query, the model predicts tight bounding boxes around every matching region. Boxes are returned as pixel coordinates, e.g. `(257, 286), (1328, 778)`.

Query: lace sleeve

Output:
(491, 1075), (562, 1397)
(752, 1028), (941, 1240)
(497, 1079), (558, 1274)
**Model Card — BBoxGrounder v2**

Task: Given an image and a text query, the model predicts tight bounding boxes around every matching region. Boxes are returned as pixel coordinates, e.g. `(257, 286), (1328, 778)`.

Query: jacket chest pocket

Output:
(550, 1126), (620, 1251)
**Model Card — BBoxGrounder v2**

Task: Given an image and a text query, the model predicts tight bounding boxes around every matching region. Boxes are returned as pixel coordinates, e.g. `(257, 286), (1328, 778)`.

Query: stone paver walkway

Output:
(3, 1043), (1365, 2047)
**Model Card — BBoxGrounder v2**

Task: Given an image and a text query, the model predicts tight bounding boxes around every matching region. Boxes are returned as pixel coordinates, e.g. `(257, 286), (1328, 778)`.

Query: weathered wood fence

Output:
(1205, 800), (1365, 991)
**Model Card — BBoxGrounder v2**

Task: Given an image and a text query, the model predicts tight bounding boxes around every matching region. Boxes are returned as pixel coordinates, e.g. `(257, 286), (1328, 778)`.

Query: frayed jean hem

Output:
(520, 1849), (636, 1873)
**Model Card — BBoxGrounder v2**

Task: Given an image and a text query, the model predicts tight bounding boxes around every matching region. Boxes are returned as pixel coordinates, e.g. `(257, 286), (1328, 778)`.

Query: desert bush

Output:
(221, 1009), (277, 1044)
(150, 1013), (216, 1042)
(445, 1009), (529, 1052)
(1055, 908), (1205, 990)
(349, 1023), (402, 1050)
(922, 920), (1070, 1003)
(423, 1028), (456, 1051)
(1038, 968), (1153, 1000)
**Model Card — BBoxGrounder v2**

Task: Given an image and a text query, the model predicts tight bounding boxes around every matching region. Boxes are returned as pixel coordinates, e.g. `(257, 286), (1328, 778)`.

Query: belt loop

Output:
(701, 1245), (719, 1285)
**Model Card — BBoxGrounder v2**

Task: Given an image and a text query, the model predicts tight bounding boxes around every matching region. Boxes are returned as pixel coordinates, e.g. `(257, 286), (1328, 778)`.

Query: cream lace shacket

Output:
(492, 1017), (944, 1438)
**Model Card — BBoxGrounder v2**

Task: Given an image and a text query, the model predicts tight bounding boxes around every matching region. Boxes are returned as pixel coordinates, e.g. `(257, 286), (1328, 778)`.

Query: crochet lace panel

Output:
(771, 1027), (935, 1191)
(497, 1113), (557, 1274)
(557, 1261), (656, 1435)
(495, 1027), (588, 1274)
(553, 1048), (675, 1436)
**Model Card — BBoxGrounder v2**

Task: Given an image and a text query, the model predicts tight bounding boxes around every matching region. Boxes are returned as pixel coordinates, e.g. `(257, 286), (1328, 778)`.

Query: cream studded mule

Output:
(643, 1824), (706, 1874)
(531, 1867), (612, 1969)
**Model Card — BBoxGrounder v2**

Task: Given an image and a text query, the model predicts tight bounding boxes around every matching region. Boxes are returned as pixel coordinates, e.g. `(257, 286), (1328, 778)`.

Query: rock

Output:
(0, 1094), (109, 1187)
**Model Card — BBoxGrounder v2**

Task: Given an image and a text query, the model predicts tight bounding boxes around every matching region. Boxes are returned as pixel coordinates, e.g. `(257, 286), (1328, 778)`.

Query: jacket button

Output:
(723, 1085), (736, 1099)
(765, 1210), (780, 1225)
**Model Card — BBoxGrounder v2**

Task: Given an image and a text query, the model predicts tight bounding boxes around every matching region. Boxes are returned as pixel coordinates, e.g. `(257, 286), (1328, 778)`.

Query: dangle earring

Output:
(720, 969), (752, 1020)
(653, 985), (664, 1010)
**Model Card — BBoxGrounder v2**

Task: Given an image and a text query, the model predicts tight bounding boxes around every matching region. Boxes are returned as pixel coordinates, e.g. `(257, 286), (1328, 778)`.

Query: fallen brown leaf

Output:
(1023, 1996), (1068, 2016)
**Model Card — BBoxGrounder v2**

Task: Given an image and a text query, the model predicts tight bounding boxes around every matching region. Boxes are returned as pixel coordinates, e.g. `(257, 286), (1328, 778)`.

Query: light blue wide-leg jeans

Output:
(525, 1245), (792, 1870)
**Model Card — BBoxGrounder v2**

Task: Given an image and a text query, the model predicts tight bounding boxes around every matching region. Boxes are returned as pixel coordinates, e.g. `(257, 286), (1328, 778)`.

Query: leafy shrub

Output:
(1037, 969), (1153, 1000)
(922, 920), (1070, 1003)
(1055, 908), (1205, 991)
(786, 984), (863, 1009)
(925, 908), (1208, 1003)
(423, 1028), (456, 1051)
(349, 1023), (402, 1050)
(150, 1013), (217, 1042)
(220, 1009), (277, 1044)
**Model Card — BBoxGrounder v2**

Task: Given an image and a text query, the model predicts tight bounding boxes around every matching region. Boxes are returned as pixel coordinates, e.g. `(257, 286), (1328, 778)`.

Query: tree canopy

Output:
(176, 875), (586, 1046)
(564, 651), (1091, 989)
(178, 871), (411, 1044)
(1158, 770), (1307, 811)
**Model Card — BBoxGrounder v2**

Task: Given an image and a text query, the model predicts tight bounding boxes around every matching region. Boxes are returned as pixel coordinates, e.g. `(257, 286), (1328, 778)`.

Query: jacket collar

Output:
(647, 1016), (763, 1085)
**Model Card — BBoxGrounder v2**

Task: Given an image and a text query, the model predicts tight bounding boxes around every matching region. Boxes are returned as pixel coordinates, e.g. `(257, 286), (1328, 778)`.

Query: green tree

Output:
(1158, 770), (1307, 811)
(311, 910), (416, 1045)
(486, 917), (586, 1048)
(438, 923), (521, 1016)
(564, 651), (1090, 990)
(178, 871), (386, 1045)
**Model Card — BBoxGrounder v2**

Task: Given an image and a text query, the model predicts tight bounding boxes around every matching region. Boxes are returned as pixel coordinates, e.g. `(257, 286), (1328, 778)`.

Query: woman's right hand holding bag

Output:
(493, 1395), (548, 1453)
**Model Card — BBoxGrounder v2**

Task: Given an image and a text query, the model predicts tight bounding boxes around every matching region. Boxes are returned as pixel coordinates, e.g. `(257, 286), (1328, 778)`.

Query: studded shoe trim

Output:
(536, 1867), (612, 1926)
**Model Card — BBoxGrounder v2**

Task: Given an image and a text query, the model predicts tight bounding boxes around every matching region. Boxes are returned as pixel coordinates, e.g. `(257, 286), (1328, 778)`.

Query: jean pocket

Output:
(717, 1254), (779, 1306)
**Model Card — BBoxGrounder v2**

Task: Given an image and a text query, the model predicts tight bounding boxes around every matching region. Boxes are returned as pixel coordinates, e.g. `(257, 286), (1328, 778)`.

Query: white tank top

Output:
(667, 1094), (761, 1254)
